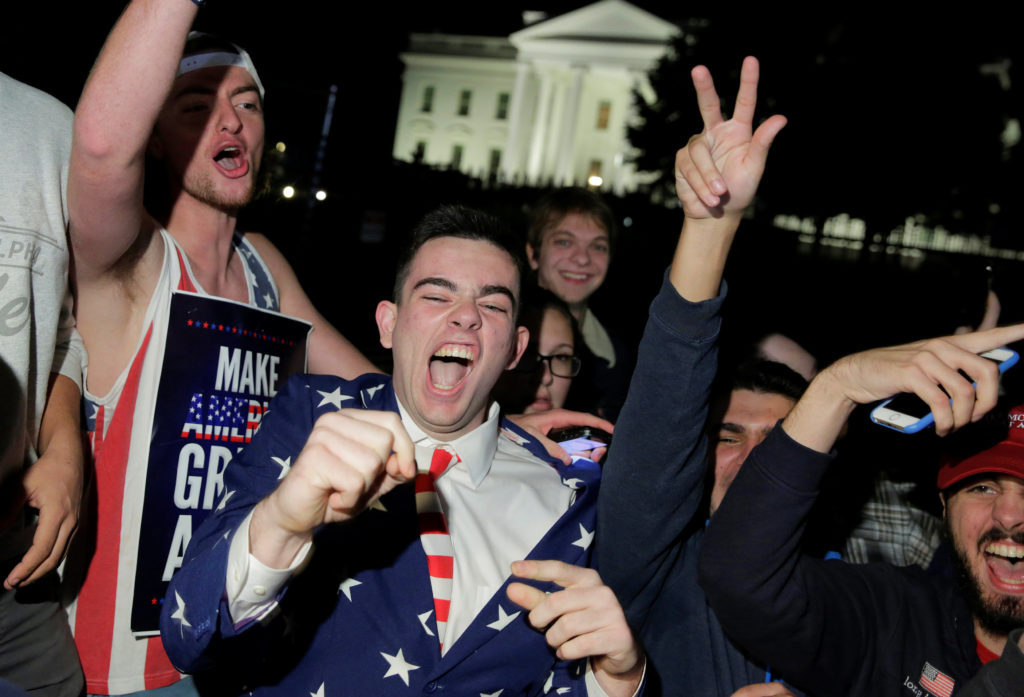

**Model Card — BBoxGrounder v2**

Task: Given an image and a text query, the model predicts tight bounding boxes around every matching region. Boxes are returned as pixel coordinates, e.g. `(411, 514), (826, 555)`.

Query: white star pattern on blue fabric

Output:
(262, 292), (273, 308)
(216, 489), (235, 512)
(486, 604), (521, 631)
(309, 682), (324, 697)
(381, 648), (420, 686)
(368, 499), (388, 513)
(317, 387), (353, 410)
(556, 688), (571, 694)
(480, 690), (504, 697)
(361, 384), (384, 404)
(543, 671), (554, 693)
(571, 524), (594, 551)
(561, 477), (583, 489)
(170, 591), (190, 635)
(271, 456), (292, 480)
(338, 577), (362, 601)
(417, 610), (435, 636)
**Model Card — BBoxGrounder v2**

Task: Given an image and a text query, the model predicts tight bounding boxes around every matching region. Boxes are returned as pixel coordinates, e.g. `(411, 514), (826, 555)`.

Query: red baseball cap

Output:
(937, 403), (1024, 490)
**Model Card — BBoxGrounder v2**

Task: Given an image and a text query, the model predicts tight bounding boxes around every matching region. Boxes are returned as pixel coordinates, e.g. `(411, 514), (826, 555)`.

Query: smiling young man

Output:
(160, 206), (644, 697)
(699, 327), (1024, 697)
(65, 1), (376, 694)
(526, 189), (629, 419)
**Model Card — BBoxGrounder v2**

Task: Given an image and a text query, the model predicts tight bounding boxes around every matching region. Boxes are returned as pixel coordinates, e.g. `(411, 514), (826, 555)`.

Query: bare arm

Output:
(4, 374), (83, 589)
(247, 234), (380, 379)
(68, 0), (197, 280)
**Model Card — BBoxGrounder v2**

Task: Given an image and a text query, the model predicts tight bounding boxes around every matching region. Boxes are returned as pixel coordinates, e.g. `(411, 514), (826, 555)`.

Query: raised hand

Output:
(785, 323), (1024, 454)
(675, 56), (787, 218)
(507, 560), (643, 697)
(250, 409), (416, 568)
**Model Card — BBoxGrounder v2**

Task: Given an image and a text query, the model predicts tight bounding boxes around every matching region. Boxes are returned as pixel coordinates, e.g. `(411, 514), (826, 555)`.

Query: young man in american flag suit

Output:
(161, 206), (645, 697)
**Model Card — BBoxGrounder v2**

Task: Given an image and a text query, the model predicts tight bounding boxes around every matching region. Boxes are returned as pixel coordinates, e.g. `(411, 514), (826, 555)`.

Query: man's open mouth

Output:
(984, 541), (1024, 587)
(214, 146), (244, 171)
(429, 344), (476, 391)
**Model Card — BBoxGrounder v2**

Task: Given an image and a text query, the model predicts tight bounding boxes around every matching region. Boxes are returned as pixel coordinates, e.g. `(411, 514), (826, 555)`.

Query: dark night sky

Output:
(8, 4), (1023, 204)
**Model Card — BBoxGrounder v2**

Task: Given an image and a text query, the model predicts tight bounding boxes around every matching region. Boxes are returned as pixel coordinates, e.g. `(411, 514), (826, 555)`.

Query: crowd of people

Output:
(1, 2), (1022, 697)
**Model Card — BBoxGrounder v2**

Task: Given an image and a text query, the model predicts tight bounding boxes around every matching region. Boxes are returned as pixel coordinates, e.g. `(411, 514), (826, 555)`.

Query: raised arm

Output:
(671, 56), (786, 302)
(598, 56), (783, 639)
(68, 0), (197, 280)
(783, 324), (1024, 453)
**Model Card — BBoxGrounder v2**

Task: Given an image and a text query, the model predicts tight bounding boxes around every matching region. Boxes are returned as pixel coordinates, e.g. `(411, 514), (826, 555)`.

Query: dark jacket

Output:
(598, 276), (770, 696)
(700, 427), (984, 697)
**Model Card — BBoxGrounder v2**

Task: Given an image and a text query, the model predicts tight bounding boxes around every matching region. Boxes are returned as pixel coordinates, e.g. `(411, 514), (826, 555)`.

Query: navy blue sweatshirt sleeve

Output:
(597, 271), (723, 633)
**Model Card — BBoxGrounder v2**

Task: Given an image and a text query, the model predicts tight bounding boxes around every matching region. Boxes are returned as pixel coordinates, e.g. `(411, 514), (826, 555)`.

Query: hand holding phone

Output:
(870, 347), (1018, 433)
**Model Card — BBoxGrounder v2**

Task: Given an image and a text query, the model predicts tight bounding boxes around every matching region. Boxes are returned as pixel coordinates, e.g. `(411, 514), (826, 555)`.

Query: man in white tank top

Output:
(66, 1), (379, 694)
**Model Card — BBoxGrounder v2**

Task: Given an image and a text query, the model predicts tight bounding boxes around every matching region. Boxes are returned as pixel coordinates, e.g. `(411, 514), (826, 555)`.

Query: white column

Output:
(503, 61), (531, 180)
(526, 68), (555, 184)
(555, 65), (585, 185)
(541, 71), (567, 182)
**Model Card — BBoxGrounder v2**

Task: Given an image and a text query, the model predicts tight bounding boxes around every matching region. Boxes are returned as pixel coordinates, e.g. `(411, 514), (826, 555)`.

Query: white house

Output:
(391, 0), (679, 195)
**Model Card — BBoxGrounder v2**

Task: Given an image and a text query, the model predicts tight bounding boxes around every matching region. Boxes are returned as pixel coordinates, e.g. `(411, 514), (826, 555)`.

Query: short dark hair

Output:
(527, 188), (617, 256)
(392, 205), (528, 311)
(729, 359), (809, 402)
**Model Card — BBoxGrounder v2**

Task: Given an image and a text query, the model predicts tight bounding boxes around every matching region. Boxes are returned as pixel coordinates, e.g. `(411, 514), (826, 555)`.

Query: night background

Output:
(6, 3), (1024, 379)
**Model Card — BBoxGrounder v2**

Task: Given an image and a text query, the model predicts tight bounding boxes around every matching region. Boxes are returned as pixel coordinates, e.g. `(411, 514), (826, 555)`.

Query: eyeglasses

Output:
(515, 349), (582, 378)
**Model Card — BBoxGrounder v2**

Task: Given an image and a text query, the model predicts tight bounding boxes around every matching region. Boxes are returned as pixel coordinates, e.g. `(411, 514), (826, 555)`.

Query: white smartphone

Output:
(870, 347), (1019, 434)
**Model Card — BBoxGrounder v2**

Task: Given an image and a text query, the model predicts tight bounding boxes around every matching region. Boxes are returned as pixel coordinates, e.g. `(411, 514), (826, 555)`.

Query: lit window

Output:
(452, 144), (464, 169)
(421, 86), (435, 113)
(496, 93), (510, 120)
(587, 160), (603, 188)
(596, 100), (611, 130)
(457, 89), (472, 116)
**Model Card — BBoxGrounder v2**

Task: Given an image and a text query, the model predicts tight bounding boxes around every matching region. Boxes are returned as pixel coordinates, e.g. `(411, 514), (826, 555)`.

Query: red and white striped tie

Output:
(416, 446), (459, 651)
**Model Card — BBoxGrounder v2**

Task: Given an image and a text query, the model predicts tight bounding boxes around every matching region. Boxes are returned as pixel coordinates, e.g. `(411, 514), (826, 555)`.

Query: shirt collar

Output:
(395, 398), (500, 489)
(580, 308), (617, 367)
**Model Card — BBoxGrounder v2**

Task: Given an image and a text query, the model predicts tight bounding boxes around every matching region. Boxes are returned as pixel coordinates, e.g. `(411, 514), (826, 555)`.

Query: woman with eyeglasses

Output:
(495, 288), (582, 415)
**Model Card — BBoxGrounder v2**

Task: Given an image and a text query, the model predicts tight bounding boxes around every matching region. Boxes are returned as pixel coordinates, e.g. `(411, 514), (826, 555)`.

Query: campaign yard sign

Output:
(131, 291), (310, 635)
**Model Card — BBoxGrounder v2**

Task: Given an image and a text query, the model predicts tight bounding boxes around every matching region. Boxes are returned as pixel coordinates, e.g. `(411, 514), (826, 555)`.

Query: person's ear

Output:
(525, 242), (540, 271)
(506, 326), (530, 370)
(376, 301), (397, 349)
